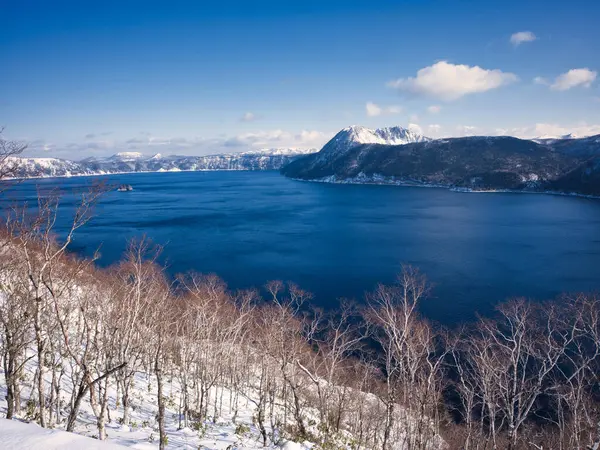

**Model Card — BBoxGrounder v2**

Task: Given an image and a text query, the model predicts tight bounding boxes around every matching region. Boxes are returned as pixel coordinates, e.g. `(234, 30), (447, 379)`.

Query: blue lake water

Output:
(3, 170), (600, 325)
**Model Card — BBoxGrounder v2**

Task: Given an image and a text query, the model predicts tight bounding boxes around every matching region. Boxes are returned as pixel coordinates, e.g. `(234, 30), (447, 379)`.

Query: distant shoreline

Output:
(289, 175), (600, 200)
(2, 168), (276, 182)
(4, 169), (599, 200)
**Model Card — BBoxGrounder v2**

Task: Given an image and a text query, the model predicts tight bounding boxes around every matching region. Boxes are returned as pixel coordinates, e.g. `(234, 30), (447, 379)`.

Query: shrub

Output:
(235, 423), (250, 436)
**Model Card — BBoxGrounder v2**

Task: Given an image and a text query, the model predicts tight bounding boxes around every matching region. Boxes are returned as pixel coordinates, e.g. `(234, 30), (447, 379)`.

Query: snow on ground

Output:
(0, 362), (314, 449)
(0, 418), (126, 449)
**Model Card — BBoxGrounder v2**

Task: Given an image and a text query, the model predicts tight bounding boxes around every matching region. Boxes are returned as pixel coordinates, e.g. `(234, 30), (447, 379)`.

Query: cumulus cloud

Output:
(429, 123), (600, 140)
(365, 102), (382, 117)
(241, 112), (258, 122)
(550, 68), (597, 91)
(533, 76), (549, 86)
(523, 123), (600, 138)
(427, 105), (441, 114)
(24, 139), (55, 155)
(510, 31), (537, 46)
(365, 102), (402, 117)
(426, 124), (442, 137)
(388, 61), (518, 101)
(225, 129), (330, 149)
(408, 123), (424, 135)
(456, 125), (479, 137)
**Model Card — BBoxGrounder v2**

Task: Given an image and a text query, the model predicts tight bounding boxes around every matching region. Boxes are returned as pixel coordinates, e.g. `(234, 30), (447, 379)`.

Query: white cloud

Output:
(225, 129), (330, 149)
(408, 123), (424, 135)
(550, 68), (597, 91)
(366, 102), (382, 117)
(296, 130), (330, 146)
(427, 105), (441, 114)
(26, 128), (333, 159)
(426, 124), (442, 137)
(510, 31), (537, 46)
(365, 102), (402, 117)
(241, 112), (258, 122)
(521, 122), (600, 138)
(388, 61), (518, 101)
(533, 76), (549, 85)
(409, 114), (419, 123)
(456, 125), (479, 137)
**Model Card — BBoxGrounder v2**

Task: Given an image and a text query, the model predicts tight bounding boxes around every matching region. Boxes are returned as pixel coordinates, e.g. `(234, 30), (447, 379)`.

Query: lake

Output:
(3, 170), (600, 325)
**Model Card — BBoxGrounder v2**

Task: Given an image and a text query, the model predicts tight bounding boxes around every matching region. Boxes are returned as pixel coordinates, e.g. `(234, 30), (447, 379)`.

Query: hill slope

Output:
(4, 148), (317, 179)
(281, 127), (600, 195)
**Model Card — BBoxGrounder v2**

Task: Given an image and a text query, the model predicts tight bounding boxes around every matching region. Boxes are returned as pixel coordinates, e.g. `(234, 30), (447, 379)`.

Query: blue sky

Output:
(1, 0), (599, 159)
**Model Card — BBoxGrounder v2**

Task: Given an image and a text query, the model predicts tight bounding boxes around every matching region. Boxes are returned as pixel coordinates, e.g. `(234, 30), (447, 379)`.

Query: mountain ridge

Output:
(281, 126), (600, 196)
(3, 148), (318, 179)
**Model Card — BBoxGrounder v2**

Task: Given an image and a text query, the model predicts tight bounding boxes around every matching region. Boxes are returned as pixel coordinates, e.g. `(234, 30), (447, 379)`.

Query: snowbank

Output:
(0, 419), (126, 449)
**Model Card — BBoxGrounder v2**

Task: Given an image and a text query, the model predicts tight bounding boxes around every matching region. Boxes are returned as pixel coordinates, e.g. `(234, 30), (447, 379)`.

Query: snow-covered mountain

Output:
(334, 125), (430, 147)
(533, 133), (580, 144)
(281, 124), (600, 196)
(319, 126), (429, 160)
(3, 148), (318, 179)
(282, 125), (430, 178)
(241, 147), (317, 156)
(108, 151), (145, 161)
(3, 157), (97, 178)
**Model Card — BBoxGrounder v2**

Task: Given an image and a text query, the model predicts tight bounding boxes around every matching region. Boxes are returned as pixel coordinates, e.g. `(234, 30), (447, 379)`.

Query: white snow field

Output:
(0, 418), (126, 449)
(0, 364), (314, 449)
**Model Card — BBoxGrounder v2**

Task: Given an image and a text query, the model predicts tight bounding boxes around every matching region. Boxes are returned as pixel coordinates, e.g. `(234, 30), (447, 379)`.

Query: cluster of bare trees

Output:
(0, 199), (393, 448)
(445, 296), (600, 450)
(1, 134), (600, 450)
(0, 128), (27, 188)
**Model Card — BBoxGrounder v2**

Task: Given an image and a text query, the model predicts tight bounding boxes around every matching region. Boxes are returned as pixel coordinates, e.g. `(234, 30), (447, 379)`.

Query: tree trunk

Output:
(34, 298), (46, 427)
(66, 381), (88, 432)
(3, 345), (16, 420)
(6, 378), (15, 419)
(156, 365), (167, 450)
(122, 376), (133, 426)
(383, 399), (395, 450)
(97, 380), (109, 440)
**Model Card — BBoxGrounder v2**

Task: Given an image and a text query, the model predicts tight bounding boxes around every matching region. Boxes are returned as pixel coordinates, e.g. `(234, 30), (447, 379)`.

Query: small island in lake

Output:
(117, 184), (133, 192)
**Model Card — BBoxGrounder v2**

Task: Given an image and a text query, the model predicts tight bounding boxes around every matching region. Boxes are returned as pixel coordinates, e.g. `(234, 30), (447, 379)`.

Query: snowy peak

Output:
(241, 147), (317, 156)
(4, 149), (318, 179)
(533, 133), (581, 144)
(335, 125), (430, 147)
(110, 152), (145, 161)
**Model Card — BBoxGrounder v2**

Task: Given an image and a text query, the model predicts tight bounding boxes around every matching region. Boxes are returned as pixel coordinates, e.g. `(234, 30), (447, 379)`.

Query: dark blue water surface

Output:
(3, 171), (600, 325)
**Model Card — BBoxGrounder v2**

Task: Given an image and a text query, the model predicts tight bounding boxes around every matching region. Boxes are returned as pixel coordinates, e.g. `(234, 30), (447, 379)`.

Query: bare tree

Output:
(5, 185), (104, 427)
(0, 127), (27, 182)
(0, 232), (35, 419)
(367, 266), (446, 450)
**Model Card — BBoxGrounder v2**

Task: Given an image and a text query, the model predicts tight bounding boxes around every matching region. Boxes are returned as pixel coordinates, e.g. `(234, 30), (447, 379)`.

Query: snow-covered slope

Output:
(3, 148), (318, 179)
(282, 126), (600, 196)
(533, 133), (579, 144)
(0, 419), (126, 449)
(241, 148), (317, 156)
(281, 125), (430, 179)
(317, 125), (429, 162)
(0, 355), (316, 449)
(334, 125), (430, 147)
(3, 157), (96, 178)
(108, 152), (145, 161)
